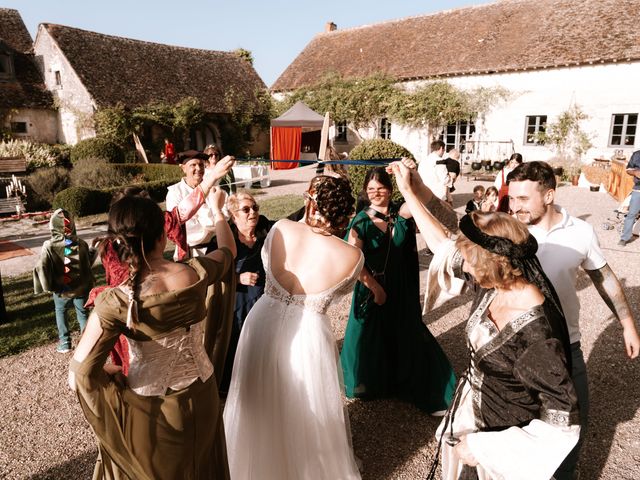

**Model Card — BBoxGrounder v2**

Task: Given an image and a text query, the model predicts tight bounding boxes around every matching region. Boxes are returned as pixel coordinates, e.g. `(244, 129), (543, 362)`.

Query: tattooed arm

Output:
(586, 264), (640, 359)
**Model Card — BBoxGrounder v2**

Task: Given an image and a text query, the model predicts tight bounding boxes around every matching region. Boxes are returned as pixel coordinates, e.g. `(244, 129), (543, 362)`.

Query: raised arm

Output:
(391, 162), (449, 253)
(174, 156), (235, 224)
(585, 264), (639, 358)
(205, 188), (237, 260)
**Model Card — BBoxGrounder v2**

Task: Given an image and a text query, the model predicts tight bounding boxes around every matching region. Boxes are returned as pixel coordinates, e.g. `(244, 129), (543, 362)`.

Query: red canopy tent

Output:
(270, 101), (325, 170)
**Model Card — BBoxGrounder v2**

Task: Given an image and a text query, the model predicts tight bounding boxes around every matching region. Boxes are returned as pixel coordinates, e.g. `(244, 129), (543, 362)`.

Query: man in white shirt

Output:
(418, 140), (450, 202)
(507, 161), (640, 480)
(166, 150), (228, 258)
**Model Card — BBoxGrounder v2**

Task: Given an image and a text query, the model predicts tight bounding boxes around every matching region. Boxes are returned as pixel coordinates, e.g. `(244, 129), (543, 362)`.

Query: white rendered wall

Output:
(401, 62), (640, 163)
(274, 62), (640, 164)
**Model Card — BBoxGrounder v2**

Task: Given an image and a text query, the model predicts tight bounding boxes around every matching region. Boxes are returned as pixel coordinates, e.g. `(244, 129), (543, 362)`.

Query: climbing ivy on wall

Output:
(94, 93), (272, 154)
(276, 73), (510, 137)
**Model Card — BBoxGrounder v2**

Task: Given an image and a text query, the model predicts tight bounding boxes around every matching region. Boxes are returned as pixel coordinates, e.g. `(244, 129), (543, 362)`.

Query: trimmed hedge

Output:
(71, 138), (125, 164)
(27, 166), (71, 211)
(348, 139), (415, 203)
(113, 163), (183, 183)
(52, 186), (112, 217)
(52, 179), (176, 217)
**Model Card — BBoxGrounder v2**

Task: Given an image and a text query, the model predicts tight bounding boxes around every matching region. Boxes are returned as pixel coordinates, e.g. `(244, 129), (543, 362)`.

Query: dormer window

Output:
(0, 53), (14, 80)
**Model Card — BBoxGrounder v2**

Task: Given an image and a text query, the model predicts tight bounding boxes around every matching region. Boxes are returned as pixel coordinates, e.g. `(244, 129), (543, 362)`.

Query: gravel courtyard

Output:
(1, 166), (639, 479)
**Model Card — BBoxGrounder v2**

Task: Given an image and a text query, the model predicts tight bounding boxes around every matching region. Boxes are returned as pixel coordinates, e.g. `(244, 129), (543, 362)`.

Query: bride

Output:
(223, 175), (364, 480)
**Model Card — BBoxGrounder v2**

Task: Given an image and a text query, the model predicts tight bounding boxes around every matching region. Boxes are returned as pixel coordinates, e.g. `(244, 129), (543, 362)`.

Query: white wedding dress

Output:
(223, 223), (364, 480)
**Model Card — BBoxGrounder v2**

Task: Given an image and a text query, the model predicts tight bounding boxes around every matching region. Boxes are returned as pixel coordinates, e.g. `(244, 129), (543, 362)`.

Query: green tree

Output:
(535, 105), (593, 162)
(277, 73), (401, 136)
(233, 48), (254, 65)
(94, 103), (133, 146)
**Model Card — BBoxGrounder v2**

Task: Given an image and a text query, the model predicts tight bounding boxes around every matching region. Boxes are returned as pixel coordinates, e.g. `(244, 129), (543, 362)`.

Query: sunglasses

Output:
(366, 187), (389, 194)
(236, 204), (259, 214)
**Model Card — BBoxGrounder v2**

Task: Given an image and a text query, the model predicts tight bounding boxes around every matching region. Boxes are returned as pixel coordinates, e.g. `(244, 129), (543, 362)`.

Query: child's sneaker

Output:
(56, 344), (71, 354)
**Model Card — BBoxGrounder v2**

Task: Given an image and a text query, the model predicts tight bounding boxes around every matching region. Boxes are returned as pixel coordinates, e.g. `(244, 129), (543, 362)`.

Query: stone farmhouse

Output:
(1, 8), (269, 154)
(0, 8), (55, 143)
(33, 23), (268, 153)
(272, 0), (640, 165)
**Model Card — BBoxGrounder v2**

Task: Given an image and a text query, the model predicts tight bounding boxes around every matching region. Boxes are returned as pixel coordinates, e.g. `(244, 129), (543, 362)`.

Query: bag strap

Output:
(364, 207), (394, 277)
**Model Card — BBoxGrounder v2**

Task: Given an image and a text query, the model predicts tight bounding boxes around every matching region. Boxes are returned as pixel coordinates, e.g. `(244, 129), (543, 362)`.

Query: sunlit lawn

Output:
(0, 194), (304, 358)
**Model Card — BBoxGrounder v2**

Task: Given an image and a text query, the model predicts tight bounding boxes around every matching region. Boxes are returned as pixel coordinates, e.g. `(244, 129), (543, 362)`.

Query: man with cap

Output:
(166, 150), (232, 258)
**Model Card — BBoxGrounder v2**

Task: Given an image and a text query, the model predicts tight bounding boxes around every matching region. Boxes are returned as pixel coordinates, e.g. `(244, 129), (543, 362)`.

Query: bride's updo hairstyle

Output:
(99, 195), (165, 328)
(305, 175), (355, 235)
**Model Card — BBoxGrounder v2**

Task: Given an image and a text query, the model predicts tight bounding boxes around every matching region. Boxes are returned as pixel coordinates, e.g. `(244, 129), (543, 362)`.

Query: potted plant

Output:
(568, 164), (581, 186)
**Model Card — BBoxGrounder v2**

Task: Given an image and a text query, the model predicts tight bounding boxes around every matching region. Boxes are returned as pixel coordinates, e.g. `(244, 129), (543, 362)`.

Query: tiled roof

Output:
(43, 24), (267, 113)
(0, 9), (53, 109)
(272, 0), (640, 91)
(0, 8), (33, 53)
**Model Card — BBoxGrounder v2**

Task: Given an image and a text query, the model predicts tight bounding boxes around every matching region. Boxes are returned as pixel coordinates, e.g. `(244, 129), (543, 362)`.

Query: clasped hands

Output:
(386, 158), (419, 195)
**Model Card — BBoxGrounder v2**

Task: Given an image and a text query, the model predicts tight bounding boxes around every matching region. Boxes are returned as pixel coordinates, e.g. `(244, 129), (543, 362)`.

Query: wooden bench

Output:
(0, 156), (27, 176)
(0, 197), (24, 215)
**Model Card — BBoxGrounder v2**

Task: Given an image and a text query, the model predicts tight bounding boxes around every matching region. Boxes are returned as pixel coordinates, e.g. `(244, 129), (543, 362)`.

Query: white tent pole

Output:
(318, 112), (330, 162)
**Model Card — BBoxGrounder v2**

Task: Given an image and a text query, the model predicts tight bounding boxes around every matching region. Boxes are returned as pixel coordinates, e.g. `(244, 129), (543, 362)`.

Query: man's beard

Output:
(514, 209), (542, 225)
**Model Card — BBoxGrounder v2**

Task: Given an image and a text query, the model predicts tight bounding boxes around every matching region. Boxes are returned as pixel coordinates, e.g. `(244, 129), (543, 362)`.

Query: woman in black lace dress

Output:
(391, 161), (580, 480)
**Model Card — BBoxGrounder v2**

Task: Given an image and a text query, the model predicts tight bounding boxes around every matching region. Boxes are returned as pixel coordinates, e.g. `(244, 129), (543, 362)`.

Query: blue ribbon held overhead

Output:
(234, 158), (403, 167)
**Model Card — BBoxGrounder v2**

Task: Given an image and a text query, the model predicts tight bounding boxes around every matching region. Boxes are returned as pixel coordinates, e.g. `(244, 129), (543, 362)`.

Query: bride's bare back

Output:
(268, 219), (361, 296)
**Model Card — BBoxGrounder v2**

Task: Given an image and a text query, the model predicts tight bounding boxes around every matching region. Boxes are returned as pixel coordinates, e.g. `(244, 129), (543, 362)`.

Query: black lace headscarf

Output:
(459, 213), (571, 370)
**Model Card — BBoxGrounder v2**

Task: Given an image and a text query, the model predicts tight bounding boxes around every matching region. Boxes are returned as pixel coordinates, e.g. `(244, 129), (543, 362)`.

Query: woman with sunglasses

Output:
(207, 192), (273, 393)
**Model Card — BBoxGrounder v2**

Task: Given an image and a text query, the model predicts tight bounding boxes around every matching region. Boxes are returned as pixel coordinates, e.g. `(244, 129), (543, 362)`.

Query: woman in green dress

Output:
(68, 189), (237, 480)
(341, 166), (456, 414)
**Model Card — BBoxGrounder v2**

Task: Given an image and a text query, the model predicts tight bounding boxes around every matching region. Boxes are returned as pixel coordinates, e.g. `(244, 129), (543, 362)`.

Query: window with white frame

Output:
(609, 113), (637, 147)
(524, 115), (547, 145)
(379, 118), (391, 140)
(335, 120), (347, 142)
(440, 120), (475, 153)
(54, 70), (62, 87)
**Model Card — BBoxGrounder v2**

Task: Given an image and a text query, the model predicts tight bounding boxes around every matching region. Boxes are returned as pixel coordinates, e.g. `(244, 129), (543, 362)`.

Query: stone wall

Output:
(3, 108), (57, 143)
(33, 26), (96, 145)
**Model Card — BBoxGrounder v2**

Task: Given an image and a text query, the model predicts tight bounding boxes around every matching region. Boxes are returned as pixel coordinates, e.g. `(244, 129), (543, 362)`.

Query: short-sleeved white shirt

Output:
(528, 206), (607, 343)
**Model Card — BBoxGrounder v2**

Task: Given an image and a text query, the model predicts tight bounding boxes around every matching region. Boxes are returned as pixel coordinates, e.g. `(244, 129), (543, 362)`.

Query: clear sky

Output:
(3, 0), (481, 87)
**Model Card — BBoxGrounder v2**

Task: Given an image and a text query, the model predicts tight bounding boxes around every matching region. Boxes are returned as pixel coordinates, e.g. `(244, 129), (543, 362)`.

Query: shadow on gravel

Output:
(28, 449), (96, 479)
(581, 285), (640, 479)
(347, 321), (468, 480)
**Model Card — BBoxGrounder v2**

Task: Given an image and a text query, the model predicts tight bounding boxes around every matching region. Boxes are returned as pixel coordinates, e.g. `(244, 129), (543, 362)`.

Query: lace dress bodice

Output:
(127, 320), (214, 396)
(261, 223), (364, 315)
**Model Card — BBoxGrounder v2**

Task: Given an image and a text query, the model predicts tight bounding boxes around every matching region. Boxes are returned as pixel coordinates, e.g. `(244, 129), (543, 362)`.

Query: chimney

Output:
(325, 22), (337, 33)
